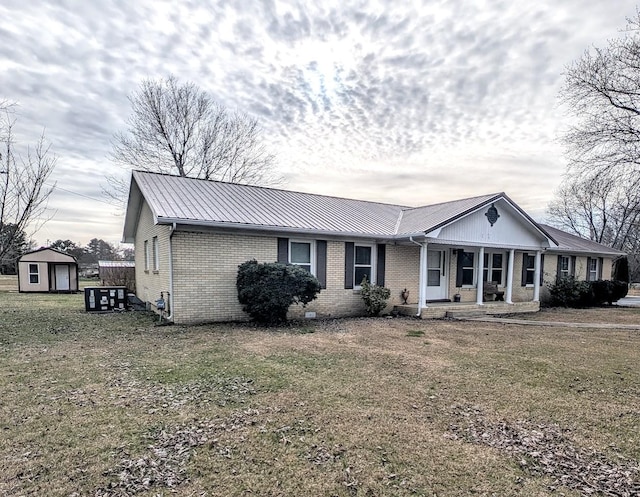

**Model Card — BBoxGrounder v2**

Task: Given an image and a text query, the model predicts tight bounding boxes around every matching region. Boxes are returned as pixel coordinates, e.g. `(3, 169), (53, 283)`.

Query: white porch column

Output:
(533, 250), (541, 302)
(476, 246), (485, 305)
(416, 242), (428, 316)
(506, 249), (514, 304)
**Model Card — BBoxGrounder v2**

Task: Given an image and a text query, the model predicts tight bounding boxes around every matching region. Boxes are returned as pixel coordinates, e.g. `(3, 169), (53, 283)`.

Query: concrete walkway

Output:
(454, 316), (640, 330)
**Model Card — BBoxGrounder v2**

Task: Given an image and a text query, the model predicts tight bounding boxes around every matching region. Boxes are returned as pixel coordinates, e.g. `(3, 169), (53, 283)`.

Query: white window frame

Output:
(289, 239), (316, 275)
(483, 251), (505, 286)
(559, 255), (572, 278)
(144, 240), (149, 271)
(152, 236), (159, 271)
(354, 243), (376, 289)
(588, 258), (598, 281)
(461, 250), (476, 287)
(28, 263), (39, 284)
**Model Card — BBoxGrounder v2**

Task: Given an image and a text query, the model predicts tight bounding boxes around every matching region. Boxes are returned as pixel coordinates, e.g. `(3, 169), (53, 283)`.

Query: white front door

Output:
(426, 249), (447, 301)
(55, 265), (70, 291)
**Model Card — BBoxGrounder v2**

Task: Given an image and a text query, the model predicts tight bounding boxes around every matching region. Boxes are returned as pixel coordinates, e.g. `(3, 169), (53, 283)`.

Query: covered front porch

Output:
(394, 300), (540, 319)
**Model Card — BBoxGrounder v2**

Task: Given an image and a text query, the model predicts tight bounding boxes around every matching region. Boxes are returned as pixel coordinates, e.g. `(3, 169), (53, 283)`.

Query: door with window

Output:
(426, 249), (447, 300)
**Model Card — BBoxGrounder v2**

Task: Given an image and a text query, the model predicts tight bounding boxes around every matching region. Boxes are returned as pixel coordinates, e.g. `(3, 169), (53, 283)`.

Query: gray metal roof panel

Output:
(134, 171), (407, 237)
(396, 193), (502, 235)
(539, 224), (625, 256)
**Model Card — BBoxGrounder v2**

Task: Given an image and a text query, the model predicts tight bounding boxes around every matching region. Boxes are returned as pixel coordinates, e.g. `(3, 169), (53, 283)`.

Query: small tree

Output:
(360, 276), (391, 316)
(613, 256), (630, 283)
(236, 260), (321, 325)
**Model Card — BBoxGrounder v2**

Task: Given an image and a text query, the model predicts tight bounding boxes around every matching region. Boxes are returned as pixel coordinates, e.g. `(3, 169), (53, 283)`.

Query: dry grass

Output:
(0, 275), (18, 292)
(520, 306), (640, 324)
(1, 292), (639, 496)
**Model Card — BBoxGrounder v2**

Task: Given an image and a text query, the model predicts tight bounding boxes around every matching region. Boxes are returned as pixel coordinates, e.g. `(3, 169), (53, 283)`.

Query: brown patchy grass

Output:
(1, 292), (639, 496)
(0, 274), (18, 292)
(520, 306), (640, 324)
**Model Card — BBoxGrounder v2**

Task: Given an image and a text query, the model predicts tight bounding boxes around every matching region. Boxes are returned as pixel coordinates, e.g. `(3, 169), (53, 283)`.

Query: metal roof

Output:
(131, 171), (408, 238)
(122, 172), (622, 257)
(539, 224), (625, 256)
(98, 260), (135, 268)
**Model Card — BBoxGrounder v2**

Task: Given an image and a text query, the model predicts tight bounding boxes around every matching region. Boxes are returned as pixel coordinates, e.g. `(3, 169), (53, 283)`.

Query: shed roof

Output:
(19, 247), (77, 263)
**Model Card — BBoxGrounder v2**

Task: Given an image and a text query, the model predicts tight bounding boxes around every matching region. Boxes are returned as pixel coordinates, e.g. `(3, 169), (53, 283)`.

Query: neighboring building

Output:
(18, 248), (79, 293)
(98, 260), (136, 292)
(122, 171), (625, 324)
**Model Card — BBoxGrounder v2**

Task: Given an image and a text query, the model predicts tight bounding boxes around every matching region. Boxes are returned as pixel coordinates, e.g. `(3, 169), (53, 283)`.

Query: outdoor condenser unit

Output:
(84, 286), (127, 312)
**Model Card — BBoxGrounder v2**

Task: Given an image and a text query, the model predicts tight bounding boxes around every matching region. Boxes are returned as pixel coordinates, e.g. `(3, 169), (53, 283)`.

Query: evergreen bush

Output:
(360, 276), (391, 316)
(236, 260), (321, 325)
(548, 276), (593, 307)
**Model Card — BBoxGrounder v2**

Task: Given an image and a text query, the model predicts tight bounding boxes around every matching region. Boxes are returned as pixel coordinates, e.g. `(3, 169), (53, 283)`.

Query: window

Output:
(289, 240), (314, 274)
(28, 263), (39, 284)
(483, 252), (504, 285)
(144, 240), (149, 271)
(354, 244), (373, 287)
(559, 256), (571, 278)
(461, 251), (475, 286)
(524, 254), (535, 286)
(152, 236), (159, 271)
(588, 258), (598, 281)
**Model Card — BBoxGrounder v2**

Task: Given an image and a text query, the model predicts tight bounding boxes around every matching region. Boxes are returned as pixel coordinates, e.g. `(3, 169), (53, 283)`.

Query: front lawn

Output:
(1, 292), (638, 496)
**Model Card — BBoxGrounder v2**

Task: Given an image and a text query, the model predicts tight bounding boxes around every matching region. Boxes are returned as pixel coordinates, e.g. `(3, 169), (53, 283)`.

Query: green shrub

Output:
(236, 260), (321, 325)
(548, 276), (593, 307)
(360, 276), (391, 316)
(548, 276), (628, 307)
(591, 279), (628, 305)
(613, 256), (630, 283)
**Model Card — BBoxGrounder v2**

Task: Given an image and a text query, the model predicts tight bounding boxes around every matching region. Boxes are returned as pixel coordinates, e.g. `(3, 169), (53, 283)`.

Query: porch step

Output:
(445, 310), (491, 319)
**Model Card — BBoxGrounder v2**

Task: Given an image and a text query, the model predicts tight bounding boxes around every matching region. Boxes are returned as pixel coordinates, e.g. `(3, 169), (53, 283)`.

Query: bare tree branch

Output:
(0, 109), (56, 272)
(107, 75), (281, 202)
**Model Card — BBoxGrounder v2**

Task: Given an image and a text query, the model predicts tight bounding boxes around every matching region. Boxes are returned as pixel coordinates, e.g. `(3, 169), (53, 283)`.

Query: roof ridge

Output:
(393, 209), (404, 235)
(401, 192), (503, 212)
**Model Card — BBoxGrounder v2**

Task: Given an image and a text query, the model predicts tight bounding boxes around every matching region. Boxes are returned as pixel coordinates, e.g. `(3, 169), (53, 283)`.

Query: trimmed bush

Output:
(360, 276), (391, 316)
(236, 260), (321, 325)
(548, 276), (628, 307)
(547, 276), (593, 308)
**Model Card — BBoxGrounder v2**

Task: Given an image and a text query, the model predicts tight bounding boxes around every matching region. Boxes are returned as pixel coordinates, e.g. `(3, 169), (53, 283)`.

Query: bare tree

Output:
(549, 172), (640, 249)
(108, 75), (279, 200)
(0, 109), (56, 269)
(560, 13), (640, 177)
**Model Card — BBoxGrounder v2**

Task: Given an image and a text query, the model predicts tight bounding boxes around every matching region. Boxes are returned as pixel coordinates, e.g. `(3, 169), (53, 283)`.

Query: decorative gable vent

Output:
(485, 203), (500, 227)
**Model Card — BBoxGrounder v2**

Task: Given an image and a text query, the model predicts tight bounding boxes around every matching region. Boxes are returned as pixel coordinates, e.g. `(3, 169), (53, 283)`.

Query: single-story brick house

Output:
(122, 171), (625, 324)
(18, 247), (79, 293)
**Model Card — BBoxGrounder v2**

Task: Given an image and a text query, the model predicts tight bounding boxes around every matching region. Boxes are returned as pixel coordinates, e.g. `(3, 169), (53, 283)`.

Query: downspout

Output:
(167, 222), (176, 321)
(410, 236), (425, 317)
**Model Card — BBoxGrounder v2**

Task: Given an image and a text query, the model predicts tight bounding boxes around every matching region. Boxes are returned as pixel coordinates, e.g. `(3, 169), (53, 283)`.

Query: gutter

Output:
(167, 222), (176, 321)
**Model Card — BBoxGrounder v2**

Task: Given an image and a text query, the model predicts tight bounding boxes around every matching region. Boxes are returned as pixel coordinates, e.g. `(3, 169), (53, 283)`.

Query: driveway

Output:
(617, 296), (640, 307)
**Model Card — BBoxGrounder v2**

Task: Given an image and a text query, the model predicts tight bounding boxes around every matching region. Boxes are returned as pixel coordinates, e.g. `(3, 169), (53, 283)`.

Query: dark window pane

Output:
(526, 270), (535, 285)
(492, 253), (502, 268)
(462, 252), (474, 267)
(355, 246), (371, 265)
(491, 269), (502, 283)
(462, 268), (474, 286)
(483, 253), (489, 266)
(526, 255), (535, 269)
(483, 267), (489, 282)
(354, 267), (371, 286)
(30, 274), (38, 284)
(427, 269), (440, 286)
(290, 242), (311, 264)
(298, 264), (311, 273)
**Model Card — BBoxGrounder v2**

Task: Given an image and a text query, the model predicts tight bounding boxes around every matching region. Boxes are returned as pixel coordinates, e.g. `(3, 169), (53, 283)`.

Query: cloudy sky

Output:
(2, 0), (638, 247)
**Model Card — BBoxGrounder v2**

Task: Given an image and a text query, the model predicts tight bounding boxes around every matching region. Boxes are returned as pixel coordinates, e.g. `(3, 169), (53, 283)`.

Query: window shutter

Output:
(570, 256), (576, 277)
(344, 242), (355, 289)
(540, 254), (545, 285)
(376, 244), (386, 287)
(316, 240), (327, 289)
(598, 257), (603, 279)
(521, 253), (527, 286)
(277, 238), (289, 263)
(586, 257), (592, 281)
(455, 249), (464, 287)
(556, 255), (563, 283)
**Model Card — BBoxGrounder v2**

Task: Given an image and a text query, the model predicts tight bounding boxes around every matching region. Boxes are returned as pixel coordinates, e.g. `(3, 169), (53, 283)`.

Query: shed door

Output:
(55, 265), (70, 291)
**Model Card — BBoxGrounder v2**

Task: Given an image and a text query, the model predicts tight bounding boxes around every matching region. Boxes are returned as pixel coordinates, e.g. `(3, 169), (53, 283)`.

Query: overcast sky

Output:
(2, 0), (638, 247)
